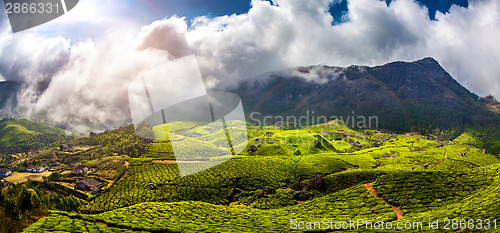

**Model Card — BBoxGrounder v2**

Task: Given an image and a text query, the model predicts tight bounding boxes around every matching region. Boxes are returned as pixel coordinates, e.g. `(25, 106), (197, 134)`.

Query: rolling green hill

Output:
(15, 119), (500, 232)
(0, 118), (70, 154)
(0, 106), (497, 233)
(23, 164), (500, 232)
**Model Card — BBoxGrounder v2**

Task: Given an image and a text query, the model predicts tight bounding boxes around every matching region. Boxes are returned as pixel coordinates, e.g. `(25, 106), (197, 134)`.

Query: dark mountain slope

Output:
(0, 81), (20, 110)
(230, 57), (498, 132)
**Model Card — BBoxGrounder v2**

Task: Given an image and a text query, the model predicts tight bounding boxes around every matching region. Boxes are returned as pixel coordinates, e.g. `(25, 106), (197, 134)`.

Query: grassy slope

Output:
(0, 118), (68, 153)
(24, 163), (500, 232)
(20, 121), (500, 232)
(26, 184), (395, 233)
(0, 118), (66, 136)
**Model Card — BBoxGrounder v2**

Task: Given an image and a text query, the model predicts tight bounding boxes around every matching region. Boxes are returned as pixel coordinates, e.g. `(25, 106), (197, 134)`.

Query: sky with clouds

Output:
(0, 0), (498, 132)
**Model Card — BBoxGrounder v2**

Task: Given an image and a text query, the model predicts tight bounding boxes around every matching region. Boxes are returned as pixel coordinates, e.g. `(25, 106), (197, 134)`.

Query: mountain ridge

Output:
(0, 58), (498, 135)
(229, 57), (498, 132)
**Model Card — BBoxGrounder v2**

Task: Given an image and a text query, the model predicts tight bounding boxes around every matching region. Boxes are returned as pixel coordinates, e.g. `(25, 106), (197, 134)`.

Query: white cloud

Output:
(1, 0), (500, 132)
(427, 0), (500, 99)
(30, 32), (172, 132)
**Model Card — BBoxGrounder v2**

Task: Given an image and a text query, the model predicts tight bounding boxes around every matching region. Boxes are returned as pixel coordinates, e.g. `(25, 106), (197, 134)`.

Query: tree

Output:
(18, 188), (34, 212)
(48, 171), (62, 181)
(306, 175), (326, 191)
(4, 199), (21, 220)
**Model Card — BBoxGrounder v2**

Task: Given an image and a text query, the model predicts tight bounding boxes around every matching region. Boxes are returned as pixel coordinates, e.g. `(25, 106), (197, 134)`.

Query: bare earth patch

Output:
(73, 145), (94, 151)
(5, 171), (53, 183)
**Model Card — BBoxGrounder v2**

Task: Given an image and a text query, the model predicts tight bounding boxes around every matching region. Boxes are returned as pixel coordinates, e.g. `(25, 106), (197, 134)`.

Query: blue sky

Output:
(131, 0), (252, 23)
(330, 0), (468, 23)
(132, 0), (468, 23)
(0, 0), (470, 41)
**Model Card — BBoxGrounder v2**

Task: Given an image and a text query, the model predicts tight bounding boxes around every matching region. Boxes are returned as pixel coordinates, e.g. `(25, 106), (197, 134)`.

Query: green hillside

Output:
(0, 118), (70, 154)
(1, 119), (499, 233)
(23, 164), (500, 232)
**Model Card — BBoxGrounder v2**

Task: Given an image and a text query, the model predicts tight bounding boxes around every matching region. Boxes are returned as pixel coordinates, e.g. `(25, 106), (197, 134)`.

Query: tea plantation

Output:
(18, 122), (500, 232)
(22, 166), (500, 232)
(82, 156), (354, 212)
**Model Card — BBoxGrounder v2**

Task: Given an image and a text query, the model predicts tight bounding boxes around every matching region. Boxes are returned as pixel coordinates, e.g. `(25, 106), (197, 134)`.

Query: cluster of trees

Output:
(1, 133), (71, 154)
(0, 181), (82, 233)
(425, 128), (462, 141)
(81, 125), (151, 157)
(0, 154), (17, 167)
(374, 103), (467, 133)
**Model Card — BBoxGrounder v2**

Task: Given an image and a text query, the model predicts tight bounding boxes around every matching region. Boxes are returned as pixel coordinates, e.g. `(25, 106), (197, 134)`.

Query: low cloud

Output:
(289, 66), (344, 84)
(0, 0), (499, 132)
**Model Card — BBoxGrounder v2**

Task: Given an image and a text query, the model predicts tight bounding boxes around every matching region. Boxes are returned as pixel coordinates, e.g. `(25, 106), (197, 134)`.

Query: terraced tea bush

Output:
(286, 184), (396, 223)
(250, 188), (297, 209)
(324, 169), (386, 193)
(401, 182), (500, 227)
(453, 131), (485, 149)
(82, 157), (298, 212)
(23, 213), (147, 233)
(27, 164), (500, 232)
(27, 183), (395, 233)
(373, 141), (499, 171)
(373, 170), (493, 215)
(390, 164), (500, 229)
(140, 140), (175, 159)
(317, 153), (377, 169)
(128, 158), (154, 166)
(294, 155), (355, 178)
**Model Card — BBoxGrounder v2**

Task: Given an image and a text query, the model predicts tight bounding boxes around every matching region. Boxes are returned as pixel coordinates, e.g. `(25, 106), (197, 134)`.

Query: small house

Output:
(0, 168), (12, 177)
(29, 151), (39, 157)
(27, 166), (45, 173)
(74, 178), (102, 193)
(71, 165), (89, 174)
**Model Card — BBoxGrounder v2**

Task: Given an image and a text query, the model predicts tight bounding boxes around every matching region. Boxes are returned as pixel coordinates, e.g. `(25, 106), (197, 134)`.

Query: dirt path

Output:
(364, 182), (404, 219)
(55, 181), (74, 189)
(444, 151), (448, 159)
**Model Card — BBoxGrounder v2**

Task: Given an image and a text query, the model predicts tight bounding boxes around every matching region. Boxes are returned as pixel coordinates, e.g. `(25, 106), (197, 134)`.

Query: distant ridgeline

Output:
(0, 81), (20, 111)
(1, 58), (499, 153)
(230, 58), (500, 133)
